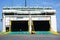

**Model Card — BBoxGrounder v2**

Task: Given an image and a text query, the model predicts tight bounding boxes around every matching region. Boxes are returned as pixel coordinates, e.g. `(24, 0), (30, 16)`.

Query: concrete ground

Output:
(0, 34), (60, 40)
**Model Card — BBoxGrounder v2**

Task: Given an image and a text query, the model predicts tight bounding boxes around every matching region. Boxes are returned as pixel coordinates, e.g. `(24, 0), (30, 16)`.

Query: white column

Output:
(2, 15), (6, 32)
(51, 15), (57, 32)
(29, 15), (32, 33)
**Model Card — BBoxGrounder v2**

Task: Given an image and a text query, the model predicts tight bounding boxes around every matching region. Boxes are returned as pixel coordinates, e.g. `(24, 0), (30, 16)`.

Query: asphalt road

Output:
(0, 34), (60, 40)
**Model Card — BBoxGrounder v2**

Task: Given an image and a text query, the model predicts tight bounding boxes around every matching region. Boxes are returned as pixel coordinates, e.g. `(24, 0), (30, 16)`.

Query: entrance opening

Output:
(11, 21), (28, 32)
(6, 27), (9, 32)
(33, 20), (50, 31)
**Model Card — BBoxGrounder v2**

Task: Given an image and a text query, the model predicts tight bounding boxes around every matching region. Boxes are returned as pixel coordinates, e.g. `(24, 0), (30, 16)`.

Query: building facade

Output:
(2, 7), (57, 34)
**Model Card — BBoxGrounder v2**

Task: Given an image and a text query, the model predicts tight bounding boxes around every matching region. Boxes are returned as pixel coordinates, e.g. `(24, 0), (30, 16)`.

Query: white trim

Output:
(3, 10), (56, 14)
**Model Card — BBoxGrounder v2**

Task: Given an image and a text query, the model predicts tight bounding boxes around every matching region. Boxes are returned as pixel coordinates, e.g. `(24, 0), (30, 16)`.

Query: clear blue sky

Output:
(0, 0), (60, 31)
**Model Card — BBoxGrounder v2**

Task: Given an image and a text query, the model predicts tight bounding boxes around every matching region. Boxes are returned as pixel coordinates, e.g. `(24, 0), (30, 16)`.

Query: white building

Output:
(2, 7), (57, 34)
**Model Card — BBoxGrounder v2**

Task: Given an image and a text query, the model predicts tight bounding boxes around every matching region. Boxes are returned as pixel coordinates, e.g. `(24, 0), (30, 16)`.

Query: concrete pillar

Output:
(2, 15), (6, 32)
(50, 15), (57, 32)
(29, 15), (32, 33)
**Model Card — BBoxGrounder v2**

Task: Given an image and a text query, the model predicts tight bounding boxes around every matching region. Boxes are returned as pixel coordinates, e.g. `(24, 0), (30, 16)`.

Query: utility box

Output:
(2, 7), (57, 34)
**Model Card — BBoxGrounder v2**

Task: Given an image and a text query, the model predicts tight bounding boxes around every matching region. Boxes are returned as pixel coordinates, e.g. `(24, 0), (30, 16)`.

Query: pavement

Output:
(0, 34), (60, 40)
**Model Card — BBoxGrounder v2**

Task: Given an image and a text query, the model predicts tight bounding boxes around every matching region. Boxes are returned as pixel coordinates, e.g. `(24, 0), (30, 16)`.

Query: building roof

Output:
(3, 7), (56, 15)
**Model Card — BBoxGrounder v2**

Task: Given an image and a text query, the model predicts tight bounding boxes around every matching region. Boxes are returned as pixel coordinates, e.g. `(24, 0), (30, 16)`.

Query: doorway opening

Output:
(33, 20), (50, 31)
(6, 27), (9, 32)
(11, 21), (28, 32)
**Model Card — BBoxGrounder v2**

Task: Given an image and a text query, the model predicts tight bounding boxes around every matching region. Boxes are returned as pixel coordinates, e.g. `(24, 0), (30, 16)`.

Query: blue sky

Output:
(0, 0), (60, 31)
